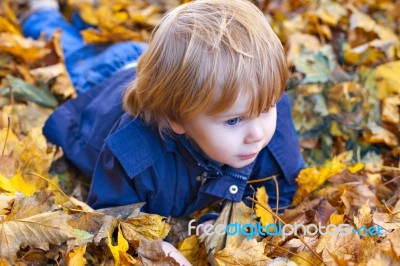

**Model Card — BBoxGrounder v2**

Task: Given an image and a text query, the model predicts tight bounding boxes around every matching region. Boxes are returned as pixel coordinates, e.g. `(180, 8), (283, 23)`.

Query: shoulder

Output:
(104, 115), (172, 178)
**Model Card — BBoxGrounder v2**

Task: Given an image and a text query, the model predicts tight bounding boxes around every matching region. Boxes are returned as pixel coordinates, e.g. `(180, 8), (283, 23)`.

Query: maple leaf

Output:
(214, 239), (271, 266)
(5, 191), (57, 221)
(0, 211), (78, 264)
(120, 213), (171, 244)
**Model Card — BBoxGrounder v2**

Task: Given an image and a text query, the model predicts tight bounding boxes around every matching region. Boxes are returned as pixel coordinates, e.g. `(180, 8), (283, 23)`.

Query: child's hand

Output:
(198, 219), (216, 235)
(161, 241), (192, 266)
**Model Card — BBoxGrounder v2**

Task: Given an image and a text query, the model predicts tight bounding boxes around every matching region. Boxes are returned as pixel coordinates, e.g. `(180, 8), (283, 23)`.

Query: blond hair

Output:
(123, 0), (288, 133)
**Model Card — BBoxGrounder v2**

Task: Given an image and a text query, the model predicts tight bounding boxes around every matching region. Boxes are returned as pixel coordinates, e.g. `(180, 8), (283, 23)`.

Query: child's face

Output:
(171, 95), (277, 168)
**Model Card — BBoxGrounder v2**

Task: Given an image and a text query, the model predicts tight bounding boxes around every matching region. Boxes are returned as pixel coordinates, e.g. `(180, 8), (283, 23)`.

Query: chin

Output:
(228, 160), (254, 169)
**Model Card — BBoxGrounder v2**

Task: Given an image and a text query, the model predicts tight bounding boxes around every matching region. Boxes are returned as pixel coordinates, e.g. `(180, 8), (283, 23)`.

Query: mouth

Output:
(238, 153), (258, 160)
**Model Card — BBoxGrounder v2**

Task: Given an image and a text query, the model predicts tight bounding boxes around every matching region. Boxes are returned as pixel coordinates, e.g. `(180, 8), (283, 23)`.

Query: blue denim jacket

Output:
(43, 67), (304, 217)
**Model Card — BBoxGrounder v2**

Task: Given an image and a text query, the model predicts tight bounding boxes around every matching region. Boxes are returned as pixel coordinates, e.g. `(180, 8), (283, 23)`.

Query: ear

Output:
(166, 117), (186, 134)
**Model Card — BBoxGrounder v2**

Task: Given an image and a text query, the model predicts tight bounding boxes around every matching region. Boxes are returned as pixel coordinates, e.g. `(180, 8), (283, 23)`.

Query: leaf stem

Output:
(246, 196), (324, 263)
(25, 171), (77, 208)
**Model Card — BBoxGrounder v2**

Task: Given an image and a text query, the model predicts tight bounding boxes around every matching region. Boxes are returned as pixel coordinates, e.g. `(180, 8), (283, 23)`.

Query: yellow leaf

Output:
(10, 172), (35, 196)
(376, 61), (400, 99)
(0, 33), (50, 62)
(347, 163), (364, 174)
(178, 235), (208, 266)
(67, 246), (87, 266)
(107, 223), (130, 266)
(0, 173), (15, 195)
(329, 212), (344, 225)
(291, 251), (319, 266)
(255, 186), (274, 233)
(293, 157), (345, 205)
(316, 1), (347, 26)
(120, 213), (170, 243)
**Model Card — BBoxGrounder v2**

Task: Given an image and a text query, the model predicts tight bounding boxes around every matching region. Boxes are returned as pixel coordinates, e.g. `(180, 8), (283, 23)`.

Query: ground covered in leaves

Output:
(0, 0), (399, 265)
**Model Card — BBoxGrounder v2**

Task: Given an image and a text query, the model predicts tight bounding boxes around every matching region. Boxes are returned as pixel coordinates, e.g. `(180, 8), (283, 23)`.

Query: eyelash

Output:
(224, 117), (244, 126)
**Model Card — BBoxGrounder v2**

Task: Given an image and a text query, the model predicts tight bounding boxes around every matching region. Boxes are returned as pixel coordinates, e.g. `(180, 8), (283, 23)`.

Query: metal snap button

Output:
(229, 185), (238, 194)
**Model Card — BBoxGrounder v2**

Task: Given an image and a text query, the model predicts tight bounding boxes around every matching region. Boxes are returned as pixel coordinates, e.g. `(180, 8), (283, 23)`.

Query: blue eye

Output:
(225, 117), (243, 126)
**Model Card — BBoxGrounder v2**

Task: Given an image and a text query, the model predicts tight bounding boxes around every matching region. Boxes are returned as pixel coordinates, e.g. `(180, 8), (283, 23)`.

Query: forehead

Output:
(207, 92), (252, 118)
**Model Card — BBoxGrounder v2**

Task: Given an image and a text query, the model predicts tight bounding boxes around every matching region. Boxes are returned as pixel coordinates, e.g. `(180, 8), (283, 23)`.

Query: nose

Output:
(244, 118), (265, 144)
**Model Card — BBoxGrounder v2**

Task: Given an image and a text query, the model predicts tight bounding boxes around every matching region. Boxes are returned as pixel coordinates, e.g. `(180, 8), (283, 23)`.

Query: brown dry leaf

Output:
(120, 213), (170, 244)
(338, 182), (383, 209)
(0, 103), (52, 137)
(136, 239), (180, 266)
(69, 212), (105, 236)
(286, 33), (321, 67)
(67, 245), (87, 266)
(315, 224), (362, 265)
(378, 229), (400, 257)
(382, 95), (400, 124)
(5, 191), (57, 221)
(363, 123), (399, 147)
(366, 248), (400, 266)
(214, 239), (270, 266)
(178, 235), (208, 266)
(200, 201), (256, 256)
(353, 200), (373, 229)
(372, 212), (400, 237)
(255, 186), (274, 232)
(93, 214), (119, 245)
(0, 211), (78, 264)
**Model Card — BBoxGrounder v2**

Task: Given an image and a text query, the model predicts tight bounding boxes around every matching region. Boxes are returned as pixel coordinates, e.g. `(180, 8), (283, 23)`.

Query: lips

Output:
(238, 153), (257, 160)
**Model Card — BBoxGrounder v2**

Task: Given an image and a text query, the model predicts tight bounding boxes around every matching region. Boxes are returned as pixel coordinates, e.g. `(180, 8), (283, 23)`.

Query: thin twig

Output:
(267, 242), (318, 266)
(25, 171), (78, 208)
(246, 196), (324, 263)
(1, 117), (11, 158)
(247, 175), (274, 184)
